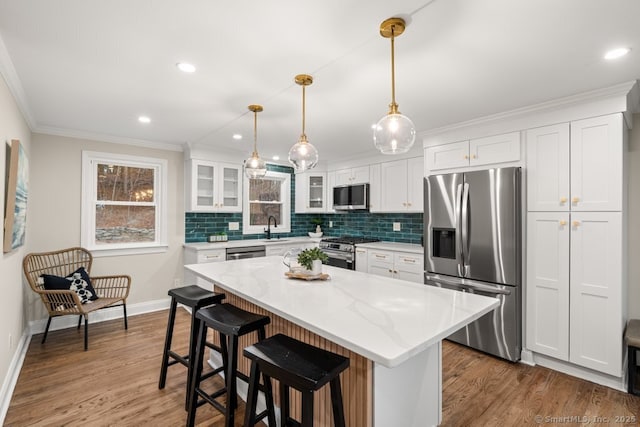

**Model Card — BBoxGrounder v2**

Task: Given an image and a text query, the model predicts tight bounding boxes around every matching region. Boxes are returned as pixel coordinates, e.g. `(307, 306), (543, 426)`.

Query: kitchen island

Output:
(185, 256), (499, 427)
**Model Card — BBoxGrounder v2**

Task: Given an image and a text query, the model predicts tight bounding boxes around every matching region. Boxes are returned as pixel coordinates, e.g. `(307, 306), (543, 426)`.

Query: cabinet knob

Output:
(388, 269), (393, 273)
(471, 154), (477, 159)
(573, 220), (580, 227)
(559, 220), (567, 226)
(572, 197), (580, 204)
(560, 197), (567, 204)
(402, 202), (407, 207)
(407, 202), (412, 207)
(464, 155), (469, 160)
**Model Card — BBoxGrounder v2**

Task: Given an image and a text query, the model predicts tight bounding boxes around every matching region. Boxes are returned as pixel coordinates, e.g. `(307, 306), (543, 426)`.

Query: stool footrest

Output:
(167, 350), (189, 367)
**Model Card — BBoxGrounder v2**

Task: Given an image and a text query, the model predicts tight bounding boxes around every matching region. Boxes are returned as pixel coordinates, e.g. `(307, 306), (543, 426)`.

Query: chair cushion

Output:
(626, 319), (640, 348)
(41, 267), (99, 304)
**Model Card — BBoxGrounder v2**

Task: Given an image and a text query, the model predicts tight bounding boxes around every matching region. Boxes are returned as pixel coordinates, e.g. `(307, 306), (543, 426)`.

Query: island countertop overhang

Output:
(185, 256), (499, 368)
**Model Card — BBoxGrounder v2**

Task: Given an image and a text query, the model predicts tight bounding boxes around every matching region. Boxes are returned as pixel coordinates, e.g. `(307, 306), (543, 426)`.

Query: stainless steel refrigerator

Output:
(423, 167), (521, 361)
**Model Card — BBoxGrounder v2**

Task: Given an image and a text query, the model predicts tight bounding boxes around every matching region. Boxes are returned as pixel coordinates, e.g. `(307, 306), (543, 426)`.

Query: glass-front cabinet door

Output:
(188, 160), (242, 212)
(219, 164), (241, 212)
(308, 175), (324, 209)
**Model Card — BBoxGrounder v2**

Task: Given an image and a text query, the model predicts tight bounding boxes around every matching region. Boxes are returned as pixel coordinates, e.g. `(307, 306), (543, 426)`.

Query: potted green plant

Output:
(309, 217), (323, 238)
(297, 247), (328, 275)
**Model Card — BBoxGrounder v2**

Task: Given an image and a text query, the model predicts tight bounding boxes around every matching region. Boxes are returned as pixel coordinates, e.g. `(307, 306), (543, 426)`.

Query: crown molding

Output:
(420, 80), (639, 146)
(34, 125), (186, 152)
(0, 33), (36, 129)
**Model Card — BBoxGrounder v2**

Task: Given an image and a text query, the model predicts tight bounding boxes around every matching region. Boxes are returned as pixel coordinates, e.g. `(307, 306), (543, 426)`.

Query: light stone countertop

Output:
(183, 236), (318, 251)
(355, 241), (424, 254)
(185, 256), (499, 368)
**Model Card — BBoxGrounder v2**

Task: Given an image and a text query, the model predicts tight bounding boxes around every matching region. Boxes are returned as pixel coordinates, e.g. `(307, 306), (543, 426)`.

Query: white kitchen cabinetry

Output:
(569, 212), (622, 375)
(527, 115), (623, 212)
(334, 166), (369, 186)
(184, 247), (226, 287)
(186, 160), (242, 212)
(526, 123), (571, 211)
(526, 113), (626, 377)
(295, 172), (327, 213)
(526, 212), (570, 360)
(425, 132), (520, 172)
(371, 157), (423, 213)
(367, 249), (424, 283)
(355, 247), (368, 273)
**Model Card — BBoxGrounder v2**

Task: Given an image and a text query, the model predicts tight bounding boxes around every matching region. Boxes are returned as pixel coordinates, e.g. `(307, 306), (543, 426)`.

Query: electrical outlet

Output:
(393, 222), (401, 231)
(228, 222), (239, 231)
(173, 278), (181, 288)
(329, 221), (333, 228)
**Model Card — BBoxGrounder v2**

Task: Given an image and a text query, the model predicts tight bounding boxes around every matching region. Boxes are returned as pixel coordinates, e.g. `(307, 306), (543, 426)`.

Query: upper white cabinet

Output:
(370, 157), (423, 213)
(334, 166), (370, 186)
(425, 132), (520, 172)
(527, 115), (623, 212)
(186, 160), (242, 212)
(295, 172), (327, 213)
(526, 123), (571, 211)
(570, 115), (623, 211)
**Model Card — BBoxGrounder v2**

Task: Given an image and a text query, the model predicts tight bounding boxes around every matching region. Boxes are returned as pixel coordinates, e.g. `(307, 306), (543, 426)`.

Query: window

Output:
(81, 151), (168, 256)
(243, 170), (291, 235)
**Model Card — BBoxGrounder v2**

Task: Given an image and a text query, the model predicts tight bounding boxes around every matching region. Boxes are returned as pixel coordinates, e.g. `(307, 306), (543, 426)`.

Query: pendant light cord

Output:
(389, 25), (398, 114)
(253, 109), (258, 155)
(301, 84), (307, 140)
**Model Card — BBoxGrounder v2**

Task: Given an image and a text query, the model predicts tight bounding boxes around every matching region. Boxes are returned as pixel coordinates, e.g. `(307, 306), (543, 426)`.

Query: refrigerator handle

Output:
(461, 182), (470, 277)
(455, 183), (464, 276)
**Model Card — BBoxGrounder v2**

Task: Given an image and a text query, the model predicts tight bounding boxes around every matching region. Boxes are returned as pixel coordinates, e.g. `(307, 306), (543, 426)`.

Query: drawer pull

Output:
(375, 254), (387, 259)
(403, 258), (416, 263)
(205, 255), (220, 259)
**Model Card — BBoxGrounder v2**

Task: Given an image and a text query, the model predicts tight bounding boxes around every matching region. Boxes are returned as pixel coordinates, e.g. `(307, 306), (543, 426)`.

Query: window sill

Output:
(88, 244), (169, 258)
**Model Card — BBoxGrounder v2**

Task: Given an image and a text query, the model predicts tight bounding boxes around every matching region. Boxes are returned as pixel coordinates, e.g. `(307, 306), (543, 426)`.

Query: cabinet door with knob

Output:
(372, 157), (423, 213)
(526, 114), (623, 212)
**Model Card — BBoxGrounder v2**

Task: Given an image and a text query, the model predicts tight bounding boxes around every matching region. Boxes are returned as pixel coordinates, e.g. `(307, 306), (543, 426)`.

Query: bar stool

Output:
(158, 285), (225, 408)
(625, 319), (640, 395)
(187, 303), (272, 427)
(243, 333), (350, 427)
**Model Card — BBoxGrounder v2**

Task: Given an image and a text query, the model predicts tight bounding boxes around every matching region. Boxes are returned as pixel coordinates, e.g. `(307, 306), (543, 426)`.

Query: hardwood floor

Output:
(5, 310), (640, 426)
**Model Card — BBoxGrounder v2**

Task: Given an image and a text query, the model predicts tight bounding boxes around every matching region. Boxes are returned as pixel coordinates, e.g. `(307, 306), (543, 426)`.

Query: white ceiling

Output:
(0, 0), (639, 164)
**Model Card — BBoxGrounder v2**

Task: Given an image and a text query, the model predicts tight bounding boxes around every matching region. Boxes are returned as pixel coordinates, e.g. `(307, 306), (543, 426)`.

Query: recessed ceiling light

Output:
(272, 155), (280, 161)
(176, 62), (196, 73)
(604, 47), (630, 60)
(233, 134), (242, 140)
(138, 116), (151, 124)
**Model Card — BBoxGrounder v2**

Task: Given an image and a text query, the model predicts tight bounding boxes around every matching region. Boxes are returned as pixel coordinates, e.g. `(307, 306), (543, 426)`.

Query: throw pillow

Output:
(41, 267), (99, 304)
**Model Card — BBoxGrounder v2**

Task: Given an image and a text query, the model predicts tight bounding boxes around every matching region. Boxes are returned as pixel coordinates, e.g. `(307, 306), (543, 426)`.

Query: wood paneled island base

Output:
(215, 289), (373, 427)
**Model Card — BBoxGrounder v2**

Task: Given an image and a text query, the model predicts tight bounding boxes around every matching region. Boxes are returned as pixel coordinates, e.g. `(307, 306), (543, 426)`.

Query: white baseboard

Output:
(1, 298), (171, 425)
(0, 331), (30, 425)
(530, 352), (627, 392)
(27, 298), (171, 335)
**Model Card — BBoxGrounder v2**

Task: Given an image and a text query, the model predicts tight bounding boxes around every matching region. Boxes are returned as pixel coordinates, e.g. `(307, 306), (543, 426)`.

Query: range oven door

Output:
(322, 249), (354, 270)
(425, 273), (521, 362)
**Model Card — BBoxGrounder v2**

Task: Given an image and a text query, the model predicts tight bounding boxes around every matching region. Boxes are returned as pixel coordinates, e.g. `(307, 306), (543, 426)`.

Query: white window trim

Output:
(81, 151), (168, 257)
(242, 170), (291, 235)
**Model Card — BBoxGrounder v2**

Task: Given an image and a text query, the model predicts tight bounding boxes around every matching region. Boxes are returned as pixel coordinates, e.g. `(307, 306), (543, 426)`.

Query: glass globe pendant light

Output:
(373, 17), (416, 154)
(244, 104), (267, 179)
(288, 74), (318, 173)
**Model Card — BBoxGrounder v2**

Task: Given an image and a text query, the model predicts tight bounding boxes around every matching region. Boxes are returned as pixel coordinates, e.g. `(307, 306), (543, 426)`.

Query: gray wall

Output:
(25, 134), (185, 323)
(0, 73), (31, 392)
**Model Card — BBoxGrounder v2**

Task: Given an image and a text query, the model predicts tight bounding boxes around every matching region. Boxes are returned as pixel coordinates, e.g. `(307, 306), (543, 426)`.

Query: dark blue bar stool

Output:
(158, 285), (225, 408)
(243, 333), (349, 427)
(187, 303), (272, 427)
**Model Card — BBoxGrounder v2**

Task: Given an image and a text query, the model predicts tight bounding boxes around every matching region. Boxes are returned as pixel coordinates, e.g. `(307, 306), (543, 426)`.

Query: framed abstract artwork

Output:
(4, 139), (28, 253)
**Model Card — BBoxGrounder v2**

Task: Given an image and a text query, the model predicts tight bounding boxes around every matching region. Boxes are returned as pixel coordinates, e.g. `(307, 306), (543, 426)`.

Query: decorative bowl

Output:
(308, 232), (323, 238)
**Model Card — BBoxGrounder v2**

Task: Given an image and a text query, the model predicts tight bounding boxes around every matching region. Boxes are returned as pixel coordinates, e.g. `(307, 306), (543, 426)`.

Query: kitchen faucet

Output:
(265, 215), (277, 239)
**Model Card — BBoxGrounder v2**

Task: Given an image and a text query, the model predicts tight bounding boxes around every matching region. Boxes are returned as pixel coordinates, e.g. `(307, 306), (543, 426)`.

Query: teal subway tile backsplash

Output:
(185, 163), (424, 244)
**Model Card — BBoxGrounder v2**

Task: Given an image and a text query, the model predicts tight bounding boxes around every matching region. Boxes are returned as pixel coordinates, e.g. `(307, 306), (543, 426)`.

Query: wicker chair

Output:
(23, 247), (131, 351)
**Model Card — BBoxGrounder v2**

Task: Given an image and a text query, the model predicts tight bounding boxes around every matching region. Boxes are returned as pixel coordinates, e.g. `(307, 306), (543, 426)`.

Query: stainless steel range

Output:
(319, 236), (379, 270)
